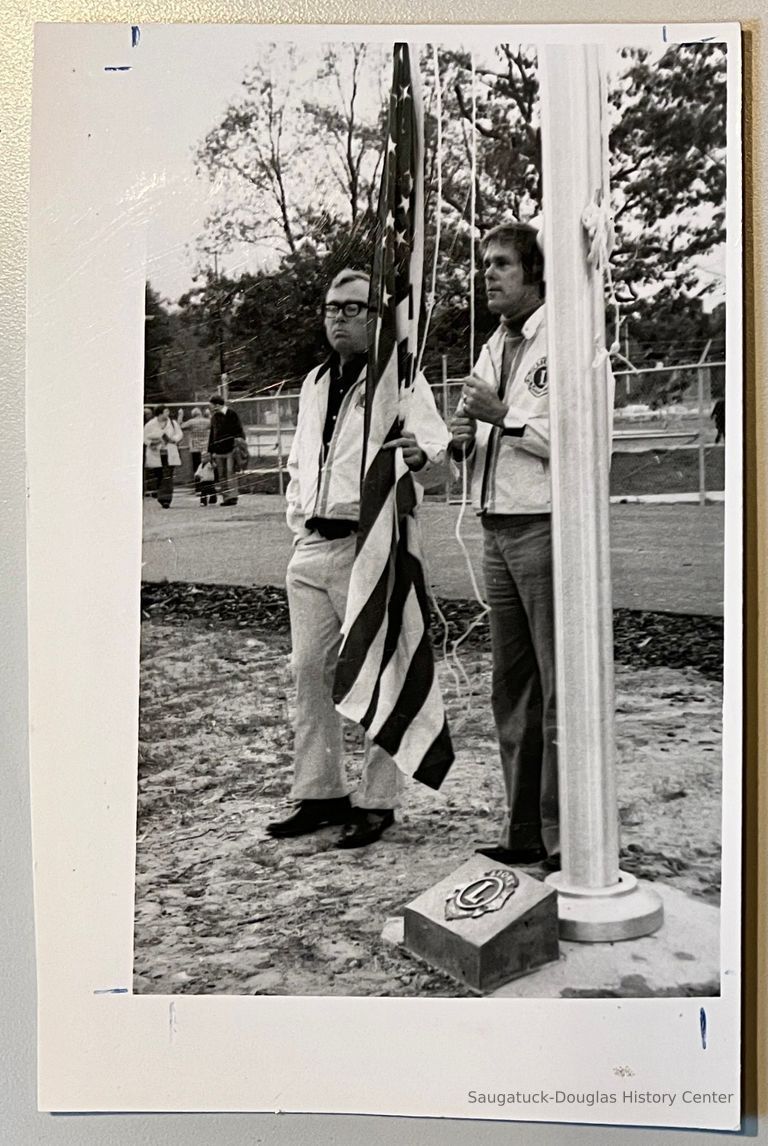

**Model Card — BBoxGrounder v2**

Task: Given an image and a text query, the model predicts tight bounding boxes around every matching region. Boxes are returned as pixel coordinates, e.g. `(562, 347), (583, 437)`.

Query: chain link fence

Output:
(159, 359), (726, 501)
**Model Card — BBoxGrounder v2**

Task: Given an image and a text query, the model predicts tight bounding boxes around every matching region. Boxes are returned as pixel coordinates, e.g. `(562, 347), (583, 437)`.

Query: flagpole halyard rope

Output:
(443, 53), (492, 720)
(413, 44), (478, 718)
(415, 44), (442, 377)
(414, 49), (491, 723)
(457, 50), (491, 617)
(415, 514), (466, 705)
(446, 456), (491, 727)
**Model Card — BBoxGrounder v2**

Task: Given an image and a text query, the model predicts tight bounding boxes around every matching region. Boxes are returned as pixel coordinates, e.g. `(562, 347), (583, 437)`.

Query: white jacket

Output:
(286, 358), (450, 539)
(462, 307), (551, 514)
(465, 306), (612, 515)
(143, 417), (183, 467)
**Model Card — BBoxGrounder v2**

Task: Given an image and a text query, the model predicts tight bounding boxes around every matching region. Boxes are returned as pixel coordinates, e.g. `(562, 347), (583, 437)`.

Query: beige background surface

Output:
(2, 2), (764, 1144)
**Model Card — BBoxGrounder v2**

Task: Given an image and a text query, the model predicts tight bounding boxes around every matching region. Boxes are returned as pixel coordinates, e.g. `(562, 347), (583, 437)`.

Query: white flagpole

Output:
(407, 43), (425, 368)
(539, 44), (663, 941)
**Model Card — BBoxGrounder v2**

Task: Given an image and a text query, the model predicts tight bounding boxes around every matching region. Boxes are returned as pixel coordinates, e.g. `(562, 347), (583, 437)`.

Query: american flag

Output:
(332, 43), (455, 790)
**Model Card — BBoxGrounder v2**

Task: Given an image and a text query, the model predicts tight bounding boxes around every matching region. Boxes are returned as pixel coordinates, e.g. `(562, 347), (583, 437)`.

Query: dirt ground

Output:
(133, 619), (722, 999)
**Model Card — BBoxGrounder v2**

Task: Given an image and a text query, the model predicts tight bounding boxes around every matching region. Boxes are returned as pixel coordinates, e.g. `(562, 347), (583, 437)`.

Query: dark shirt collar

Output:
(338, 351), (367, 385)
(317, 350), (367, 384)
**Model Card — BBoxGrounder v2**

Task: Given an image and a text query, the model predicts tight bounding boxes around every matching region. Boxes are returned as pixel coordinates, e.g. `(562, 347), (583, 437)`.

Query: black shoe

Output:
(266, 797), (352, 839)
(474, 845), (547, 866)
(542, 853), (561, 873)
(200, 497), (208, 506)
(209, 494), (217, 504)
(220, 498), (238, 506)
(335, 809), (395, 850)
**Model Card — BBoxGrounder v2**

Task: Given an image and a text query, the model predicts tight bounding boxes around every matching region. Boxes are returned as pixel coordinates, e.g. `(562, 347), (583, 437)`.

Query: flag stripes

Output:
(333, 43), (454, 790)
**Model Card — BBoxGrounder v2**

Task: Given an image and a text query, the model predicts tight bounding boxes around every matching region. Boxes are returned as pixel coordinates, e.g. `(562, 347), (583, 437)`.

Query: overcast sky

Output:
(131, 26), (291, 301)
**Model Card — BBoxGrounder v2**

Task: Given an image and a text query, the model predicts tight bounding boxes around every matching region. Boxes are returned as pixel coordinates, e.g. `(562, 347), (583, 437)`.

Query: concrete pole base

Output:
(545, 870), (664, 942)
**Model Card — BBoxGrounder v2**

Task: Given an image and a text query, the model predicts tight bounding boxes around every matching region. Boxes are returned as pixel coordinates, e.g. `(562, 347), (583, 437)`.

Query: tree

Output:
(177, 267), (236, 387)
(179, 220), (379, 393)
(426, 42), (727, 380)
(608, 45), (727, 333)
(179, 41), (728, 400)
(196, 44), (308, 256)
(416, 45), (543, 379)
(302, 44), (388, 224)
(151, 316), (220, 403)
(438, 45), (541, 231)
(144, 284), (172, 402)
(195, 43), (388, 262)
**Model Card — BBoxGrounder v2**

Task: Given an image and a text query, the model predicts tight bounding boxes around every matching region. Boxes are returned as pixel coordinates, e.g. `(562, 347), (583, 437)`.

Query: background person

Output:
(195, 457), (218, 506)
(143, 404), (184, 509)
(181, 406), (212, 490)
(207, 394), (244, 506)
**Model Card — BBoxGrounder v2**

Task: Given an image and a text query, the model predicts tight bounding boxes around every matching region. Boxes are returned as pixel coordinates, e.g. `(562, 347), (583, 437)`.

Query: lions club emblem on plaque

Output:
(525, 357), (548, 397)
(444, 869), (519, 921)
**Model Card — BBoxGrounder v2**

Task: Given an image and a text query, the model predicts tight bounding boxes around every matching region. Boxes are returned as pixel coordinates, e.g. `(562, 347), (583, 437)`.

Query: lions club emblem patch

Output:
(444, 869), (519, 920)
(525, 358), (548, 397)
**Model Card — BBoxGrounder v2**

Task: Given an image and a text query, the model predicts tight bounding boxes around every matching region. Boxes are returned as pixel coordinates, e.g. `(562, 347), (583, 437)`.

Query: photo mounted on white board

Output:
(26, 22), (743, 1127)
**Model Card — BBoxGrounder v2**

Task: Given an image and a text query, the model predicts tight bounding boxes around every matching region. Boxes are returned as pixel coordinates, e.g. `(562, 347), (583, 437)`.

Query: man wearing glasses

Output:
(267, 268), (449, 849)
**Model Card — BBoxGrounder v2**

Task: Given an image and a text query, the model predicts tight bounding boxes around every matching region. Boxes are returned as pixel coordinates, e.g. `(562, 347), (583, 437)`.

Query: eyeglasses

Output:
(323, 301), (369, 319)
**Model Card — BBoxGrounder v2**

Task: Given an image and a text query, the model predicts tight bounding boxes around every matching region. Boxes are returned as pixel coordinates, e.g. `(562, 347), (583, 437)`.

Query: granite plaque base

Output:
(403, 855), (560, 993)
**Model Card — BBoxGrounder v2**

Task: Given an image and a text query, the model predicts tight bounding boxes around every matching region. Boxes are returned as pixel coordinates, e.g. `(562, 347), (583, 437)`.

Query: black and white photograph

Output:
(133, 29), (735, 999)
(25, 20), (743, 1124)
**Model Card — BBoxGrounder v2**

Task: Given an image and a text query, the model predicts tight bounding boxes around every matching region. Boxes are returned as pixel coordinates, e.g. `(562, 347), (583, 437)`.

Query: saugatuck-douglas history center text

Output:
(466, 1090), (736, 1108)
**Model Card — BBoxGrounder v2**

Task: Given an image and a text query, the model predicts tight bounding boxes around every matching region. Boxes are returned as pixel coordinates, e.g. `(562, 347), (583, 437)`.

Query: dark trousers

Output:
(191, 450), (203, 483)
(482, 514), (559, 856)
(213, 452), (238, 503)
(146, 460), (175, 507)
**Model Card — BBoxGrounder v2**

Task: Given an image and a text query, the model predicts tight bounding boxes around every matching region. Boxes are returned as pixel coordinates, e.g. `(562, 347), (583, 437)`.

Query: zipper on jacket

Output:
(478, 336), (508, 512)
(312, 378), (364, 517)
(478, 332), (526, 512)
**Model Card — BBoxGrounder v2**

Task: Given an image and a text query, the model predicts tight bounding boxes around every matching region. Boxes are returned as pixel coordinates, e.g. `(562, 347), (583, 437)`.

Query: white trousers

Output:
(285, 534), (403, 809)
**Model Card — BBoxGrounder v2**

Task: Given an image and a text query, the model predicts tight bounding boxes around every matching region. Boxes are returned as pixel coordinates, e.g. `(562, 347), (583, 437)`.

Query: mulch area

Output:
(140, 581), (723, 681)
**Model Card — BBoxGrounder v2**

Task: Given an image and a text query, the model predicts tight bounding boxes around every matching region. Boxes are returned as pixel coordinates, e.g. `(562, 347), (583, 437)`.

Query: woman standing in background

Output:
(143, 405), (184, 508)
